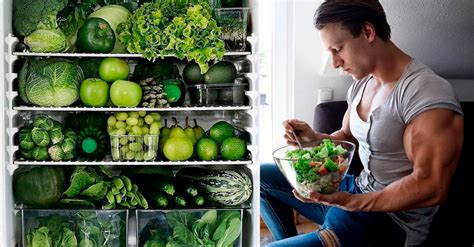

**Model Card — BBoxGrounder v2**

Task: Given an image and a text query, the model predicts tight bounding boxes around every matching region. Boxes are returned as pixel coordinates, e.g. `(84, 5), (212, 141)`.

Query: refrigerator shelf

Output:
(12, 51), (252, 58)
(13, 160), (253, 166)
(13, 105), (253, 112)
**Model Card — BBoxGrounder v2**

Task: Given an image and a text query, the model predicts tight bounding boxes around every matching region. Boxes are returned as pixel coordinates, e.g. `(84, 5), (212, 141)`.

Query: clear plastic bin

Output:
(187, 83), (247, 106)
(22, 209), (128, 247)
(136, 209), (243, 247)
(110, 134), (159, 161)
(215, 8), (250, 51)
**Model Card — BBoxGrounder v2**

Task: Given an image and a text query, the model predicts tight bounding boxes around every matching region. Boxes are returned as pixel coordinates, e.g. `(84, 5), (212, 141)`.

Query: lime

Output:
(196, 138), (218, 161)
(220, 137), (247, 160)
(209, 121), (235, 143)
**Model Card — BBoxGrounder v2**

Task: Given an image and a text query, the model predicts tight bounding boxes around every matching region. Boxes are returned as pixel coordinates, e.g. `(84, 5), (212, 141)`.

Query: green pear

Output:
(193, 119), (205, 141)
(168, 117), (186, 138)
(184, 117), (197, 144)
(160, 119), (170, 137)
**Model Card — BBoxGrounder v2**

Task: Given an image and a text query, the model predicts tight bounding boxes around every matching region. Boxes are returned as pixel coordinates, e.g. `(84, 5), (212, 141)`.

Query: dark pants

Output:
(260, 163), (406, 246)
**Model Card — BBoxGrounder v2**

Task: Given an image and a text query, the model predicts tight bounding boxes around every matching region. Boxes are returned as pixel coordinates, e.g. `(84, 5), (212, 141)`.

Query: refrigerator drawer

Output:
(21, 209), (128, 247)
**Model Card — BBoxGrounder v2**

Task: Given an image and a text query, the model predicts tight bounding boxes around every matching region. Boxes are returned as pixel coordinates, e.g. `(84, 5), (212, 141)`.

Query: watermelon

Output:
(177, 168), (253, 206)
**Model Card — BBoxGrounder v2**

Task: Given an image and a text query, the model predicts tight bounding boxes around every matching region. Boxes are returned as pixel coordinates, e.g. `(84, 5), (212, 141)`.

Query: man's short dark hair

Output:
(314, 0), (391, 41)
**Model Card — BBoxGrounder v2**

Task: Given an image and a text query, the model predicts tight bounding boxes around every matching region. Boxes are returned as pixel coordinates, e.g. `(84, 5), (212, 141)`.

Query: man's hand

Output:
(283, 119), (321, 147)
(293, 189), (355, 211)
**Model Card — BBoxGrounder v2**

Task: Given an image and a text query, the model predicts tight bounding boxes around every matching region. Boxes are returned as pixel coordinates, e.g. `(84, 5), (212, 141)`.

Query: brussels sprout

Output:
(21, 149), (34, 160)
(52, 120), (63, 130)
(63, 129), (77, 141)
(63, 150), (76, 161)
(33, 115), (54, 130)
(48, 145), (65, 161)
(31, 128), (50, 147)
(20, 131), (35, 150)
(49, 128), (64, 145)
(61, 138), (76, 153)
(32, 146), (49, 160)
(19, 127), (32, 141)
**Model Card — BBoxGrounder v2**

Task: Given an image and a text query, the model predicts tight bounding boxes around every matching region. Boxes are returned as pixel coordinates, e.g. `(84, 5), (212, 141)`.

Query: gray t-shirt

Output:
(347, 59), (463, 246)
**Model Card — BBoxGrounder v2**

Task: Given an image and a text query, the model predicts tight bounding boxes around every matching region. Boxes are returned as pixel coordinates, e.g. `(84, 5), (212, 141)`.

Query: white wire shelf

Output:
(13, 160), (253, 166)
(13, 105), (252, 112)
(12, 51), (251, 58)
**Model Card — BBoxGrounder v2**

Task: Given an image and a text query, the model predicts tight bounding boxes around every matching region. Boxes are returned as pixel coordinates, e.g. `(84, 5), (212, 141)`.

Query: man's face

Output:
(320, 23), (374, 80)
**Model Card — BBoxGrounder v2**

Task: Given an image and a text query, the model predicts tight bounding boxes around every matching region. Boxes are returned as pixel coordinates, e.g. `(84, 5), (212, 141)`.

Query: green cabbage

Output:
(19, 59), (83, 107)
(24, 29), (69, 53)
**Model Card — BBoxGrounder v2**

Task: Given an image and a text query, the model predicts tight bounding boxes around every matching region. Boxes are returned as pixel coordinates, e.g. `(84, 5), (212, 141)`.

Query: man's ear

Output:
(362, 22), (376, 43)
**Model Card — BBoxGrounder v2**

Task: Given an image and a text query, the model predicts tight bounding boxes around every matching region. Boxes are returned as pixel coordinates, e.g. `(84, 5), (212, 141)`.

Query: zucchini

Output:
(194, 195), (205, 206)
(174, 195), (186, 207)
(149, 192), (169, 208)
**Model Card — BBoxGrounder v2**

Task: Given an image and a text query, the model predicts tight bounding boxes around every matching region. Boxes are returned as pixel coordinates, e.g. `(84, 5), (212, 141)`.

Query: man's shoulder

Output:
(402, 60), (450, 89)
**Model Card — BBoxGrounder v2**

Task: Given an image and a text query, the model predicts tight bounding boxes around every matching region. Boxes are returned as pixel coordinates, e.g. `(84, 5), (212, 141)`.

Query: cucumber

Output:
(149, 192), (169, 208)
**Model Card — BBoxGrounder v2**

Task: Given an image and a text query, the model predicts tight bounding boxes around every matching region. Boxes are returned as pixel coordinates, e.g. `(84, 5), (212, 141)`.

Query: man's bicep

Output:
(403, 109), (463, 198)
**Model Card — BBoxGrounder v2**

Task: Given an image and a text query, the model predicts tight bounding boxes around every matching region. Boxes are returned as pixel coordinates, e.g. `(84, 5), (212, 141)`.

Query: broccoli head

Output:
(13, 0), (68, 36)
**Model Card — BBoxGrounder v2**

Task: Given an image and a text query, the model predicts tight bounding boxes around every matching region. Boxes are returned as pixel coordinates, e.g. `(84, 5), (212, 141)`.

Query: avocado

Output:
(183, 61), (204, 84)
(203, 61), (237, 84)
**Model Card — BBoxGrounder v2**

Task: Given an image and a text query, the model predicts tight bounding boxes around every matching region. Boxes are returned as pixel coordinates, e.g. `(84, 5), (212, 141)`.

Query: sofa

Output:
(313, 101), (474, 247)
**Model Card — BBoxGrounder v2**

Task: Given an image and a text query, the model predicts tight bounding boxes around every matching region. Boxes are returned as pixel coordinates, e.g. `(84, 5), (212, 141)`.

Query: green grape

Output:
(134, 151), (144, 161)
(126, 125), (133, 133)
(138, 111), (147, 117)
(144, 115), (154, 125)
(115, 121), (126, 129)
(149, 112), (161, 122)
(143, 150), (156, 161)
(115, 112), (128, 121)
(129, 112), (139, 118)
(120, 137), (129, 145)
(126, 117), (138, 126)
(141, 126), (149, 135)
(125, 151), (135, 160)
(116, 128), (127, 135)
(107, 126), (114, 134)
(107, 116), (117, 126)
(129, 142), (142, 152)
(137, 118), (144, 127)
(131, 126), (142, 135)
(120, 145), (129, 154)
(112, 149), (121, 160)
(149, 122), (160, 135)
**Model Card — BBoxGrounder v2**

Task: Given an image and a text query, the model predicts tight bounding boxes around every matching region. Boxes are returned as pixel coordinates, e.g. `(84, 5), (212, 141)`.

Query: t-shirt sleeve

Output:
(400, 74), (463, 124)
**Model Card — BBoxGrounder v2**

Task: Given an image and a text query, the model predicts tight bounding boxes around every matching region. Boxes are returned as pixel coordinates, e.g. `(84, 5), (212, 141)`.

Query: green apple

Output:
(110, 80), (142, 107)
(80, 78), (109, 107)
(99, 57), (129, 82)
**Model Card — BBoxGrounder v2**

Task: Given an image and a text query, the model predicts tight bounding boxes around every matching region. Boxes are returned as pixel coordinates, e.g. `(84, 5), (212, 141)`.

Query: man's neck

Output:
(371, 41), (412, 85)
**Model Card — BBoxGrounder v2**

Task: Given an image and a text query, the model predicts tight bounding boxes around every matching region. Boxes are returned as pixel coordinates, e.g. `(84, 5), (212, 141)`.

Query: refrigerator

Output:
(0, 1), (260, 246)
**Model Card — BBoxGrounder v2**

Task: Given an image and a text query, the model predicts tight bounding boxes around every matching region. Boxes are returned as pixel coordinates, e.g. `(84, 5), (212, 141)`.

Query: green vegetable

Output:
(49, 128), (64, 145)
(194, 195), (205, 206)
(27, 226), (53, 247)
(32, 146), (49, 160)
(14, 166), (65, 207)
(286, 138), (348, 183)
(31, 128), (50, 147)
(177, 168), (253, 206)
(76, 17), (115, 53)
(61, 138), (76, 153)
(13, 0), (68, 36)
(57, 198), (96, 209)
(48, 145), (65, 161)
(120, 175), (132, 191)
(88, 5), (131, 53)
(33, 115), (55, 130)
(146, 177), (175, 196)
(174, 195), (186, 207)
(149, 192), (169, 208)
(80, 181), (108, 201)
(119, 0), (225, 73)
(19, 128), (35, 150)
(76, 58), (103, 78)
(24, 29), (69, 53)
(19, 59), (84, 107)
(132, 59), (179, 81)
(63, 167), (98, 198)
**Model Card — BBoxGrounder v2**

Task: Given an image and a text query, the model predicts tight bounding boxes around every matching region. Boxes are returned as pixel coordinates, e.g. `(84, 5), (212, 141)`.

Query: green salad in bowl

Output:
(273, 139), (356, 196)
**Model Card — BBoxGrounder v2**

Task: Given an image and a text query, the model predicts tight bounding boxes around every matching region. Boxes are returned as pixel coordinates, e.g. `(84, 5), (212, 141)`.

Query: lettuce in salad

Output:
(285, 139), (348, 186)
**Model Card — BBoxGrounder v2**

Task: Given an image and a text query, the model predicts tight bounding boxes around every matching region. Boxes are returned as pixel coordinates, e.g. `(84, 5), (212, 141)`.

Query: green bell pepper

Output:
(77, 17), (115, 53)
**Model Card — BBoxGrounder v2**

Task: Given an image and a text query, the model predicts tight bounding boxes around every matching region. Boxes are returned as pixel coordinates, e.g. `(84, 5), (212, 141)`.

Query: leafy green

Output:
(24, 29), (69, 53)
(119, 0), (225, 73)
(286, 139), (348, 183)
(143, 210), (241, 246)
(19, 59), (83, 107)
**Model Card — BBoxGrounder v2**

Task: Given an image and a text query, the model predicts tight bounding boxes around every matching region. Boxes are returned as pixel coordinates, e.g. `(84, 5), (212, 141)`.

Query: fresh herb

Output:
(118, 0), (225, 73)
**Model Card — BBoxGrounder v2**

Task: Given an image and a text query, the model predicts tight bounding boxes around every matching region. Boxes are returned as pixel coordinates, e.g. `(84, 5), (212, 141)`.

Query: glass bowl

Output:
(273, 139), (356, 196)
